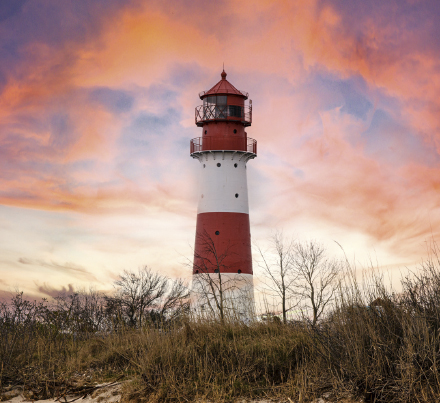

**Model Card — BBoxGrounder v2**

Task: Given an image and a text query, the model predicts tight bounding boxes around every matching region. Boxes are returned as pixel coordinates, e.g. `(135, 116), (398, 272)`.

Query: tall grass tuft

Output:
(119, 321), (310, 401)
(307, 254), (440, 402)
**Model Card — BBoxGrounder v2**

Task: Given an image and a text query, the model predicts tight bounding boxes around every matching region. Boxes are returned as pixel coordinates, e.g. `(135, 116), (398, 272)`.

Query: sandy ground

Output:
(1, 382), (123, 403)
(1, 384), (362, 403)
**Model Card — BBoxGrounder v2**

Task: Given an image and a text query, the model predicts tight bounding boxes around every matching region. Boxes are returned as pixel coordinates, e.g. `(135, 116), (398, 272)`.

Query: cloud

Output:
(0, 1), (205, 216)
(88, 87), (135, 114)
(35, 282), (76, 299)
(257, 105), (440, 259)
(18, 258), (98, 282)
(0, 0), (26, 23)
(285, 0), (440, 149)
(1, 0), (440, 296)
(0, 289), (15, 302)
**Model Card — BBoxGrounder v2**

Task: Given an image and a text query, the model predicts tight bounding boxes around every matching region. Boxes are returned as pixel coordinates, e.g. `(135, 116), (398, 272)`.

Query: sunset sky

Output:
(1, 0), (440, 299)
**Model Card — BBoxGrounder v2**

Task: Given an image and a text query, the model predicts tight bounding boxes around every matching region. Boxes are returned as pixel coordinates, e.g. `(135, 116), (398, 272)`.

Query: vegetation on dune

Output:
(2, 244), (440, 402)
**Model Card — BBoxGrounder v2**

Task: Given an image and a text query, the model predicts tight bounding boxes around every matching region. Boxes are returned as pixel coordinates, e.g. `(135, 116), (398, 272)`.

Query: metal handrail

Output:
(190, 137), (257, 155)
(195, 104), (252, 126)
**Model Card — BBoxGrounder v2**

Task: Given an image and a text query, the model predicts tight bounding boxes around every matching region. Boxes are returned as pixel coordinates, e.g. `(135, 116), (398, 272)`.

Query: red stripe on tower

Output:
(190, 70), (257, 318)
(193, 212), (253, 275)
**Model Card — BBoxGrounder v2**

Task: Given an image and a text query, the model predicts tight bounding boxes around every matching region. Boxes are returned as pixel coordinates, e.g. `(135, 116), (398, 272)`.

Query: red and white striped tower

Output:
(190, 70), (257, 318)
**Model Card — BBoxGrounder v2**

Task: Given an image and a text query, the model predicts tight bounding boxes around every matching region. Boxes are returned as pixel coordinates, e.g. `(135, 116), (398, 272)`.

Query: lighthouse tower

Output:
(190, 70), (257, 319)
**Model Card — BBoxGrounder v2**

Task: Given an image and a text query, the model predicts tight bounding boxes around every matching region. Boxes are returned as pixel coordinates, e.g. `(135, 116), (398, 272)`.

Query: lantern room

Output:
(195, 70), (252, 127)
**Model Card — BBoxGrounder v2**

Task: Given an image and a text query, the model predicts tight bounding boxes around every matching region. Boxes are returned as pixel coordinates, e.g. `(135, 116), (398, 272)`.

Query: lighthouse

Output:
(190, 70), (257, 319)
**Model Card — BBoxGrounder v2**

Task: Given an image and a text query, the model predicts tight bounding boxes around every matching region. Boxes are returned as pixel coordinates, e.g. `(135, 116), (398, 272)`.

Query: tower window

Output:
(215, 231), (220, 235)
(204, 95), (227, 106)
(205, 130), (207, 134)
(203, 96), (228, 119)
(195, 270), (199, 274)
(233, 129), (237, 134)
(203, 164), (206, 168)
(214, 269), (219, 273)
(235, 193), (239, 198)
(217, 163), (221, 167)
(234, 163), (238, 168)
(229, 105), (243, 118)
(238, 270), (242, 274)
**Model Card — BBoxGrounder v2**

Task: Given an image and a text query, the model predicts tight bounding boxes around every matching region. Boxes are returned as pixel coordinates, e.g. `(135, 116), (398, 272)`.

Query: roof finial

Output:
(221, 64), (227, 80)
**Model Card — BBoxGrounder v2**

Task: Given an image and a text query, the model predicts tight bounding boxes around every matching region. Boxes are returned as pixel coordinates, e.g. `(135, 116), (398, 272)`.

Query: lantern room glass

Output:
(202, 95), (242, 120)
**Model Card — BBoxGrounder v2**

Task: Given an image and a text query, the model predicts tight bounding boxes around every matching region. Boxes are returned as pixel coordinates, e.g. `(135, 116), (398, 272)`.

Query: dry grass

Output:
(119, 321), (310, 402)
(3, 251), (440, 402)
(0, 303), (311, 402)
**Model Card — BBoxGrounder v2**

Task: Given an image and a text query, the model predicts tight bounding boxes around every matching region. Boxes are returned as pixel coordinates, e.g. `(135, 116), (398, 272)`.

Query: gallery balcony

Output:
(190, 136), (257, 156)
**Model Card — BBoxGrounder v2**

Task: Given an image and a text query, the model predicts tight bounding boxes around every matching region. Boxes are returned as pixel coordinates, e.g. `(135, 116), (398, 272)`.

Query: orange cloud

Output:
(256, 104), (440, 260)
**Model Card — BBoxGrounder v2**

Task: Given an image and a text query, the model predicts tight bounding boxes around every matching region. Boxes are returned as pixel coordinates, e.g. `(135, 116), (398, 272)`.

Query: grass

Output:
(124, 322), (310, 401)
(3, 253), (440, 402)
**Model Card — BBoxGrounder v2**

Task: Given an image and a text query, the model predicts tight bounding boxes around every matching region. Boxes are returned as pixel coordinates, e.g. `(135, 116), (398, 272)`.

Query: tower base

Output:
(191, 273), (255, 321)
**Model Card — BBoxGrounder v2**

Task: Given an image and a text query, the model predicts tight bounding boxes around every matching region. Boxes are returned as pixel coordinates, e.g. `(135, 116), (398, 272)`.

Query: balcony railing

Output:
(195, 104), (252, 127)
(190, 137), (257, 155)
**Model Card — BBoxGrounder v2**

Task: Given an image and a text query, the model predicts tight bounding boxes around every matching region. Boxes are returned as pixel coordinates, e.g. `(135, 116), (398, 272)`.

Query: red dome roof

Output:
(199, 70), (248, 100)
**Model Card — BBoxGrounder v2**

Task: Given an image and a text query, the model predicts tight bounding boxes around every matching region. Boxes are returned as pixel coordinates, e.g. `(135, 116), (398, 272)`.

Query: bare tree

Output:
(108, 267), (168, 327)
(53, 288), (106, 334)
(158, 278), (190, 324)
(107, 267), (190, 328)
(192, 230), (254, 322)
(290, 241), (339, 326)
(256, 232), (298, 324)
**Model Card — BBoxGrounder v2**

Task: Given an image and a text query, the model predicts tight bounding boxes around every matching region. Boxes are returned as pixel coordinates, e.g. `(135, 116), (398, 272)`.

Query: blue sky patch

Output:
(89, 87), (134, 114)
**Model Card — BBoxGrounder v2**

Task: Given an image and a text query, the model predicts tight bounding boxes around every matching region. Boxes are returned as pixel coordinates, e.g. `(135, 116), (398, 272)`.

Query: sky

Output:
(1, 0), (440, 299)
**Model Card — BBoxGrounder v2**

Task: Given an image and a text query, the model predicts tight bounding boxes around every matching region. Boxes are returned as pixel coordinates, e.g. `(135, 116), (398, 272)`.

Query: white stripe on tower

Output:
(198, 152), (249, 215)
